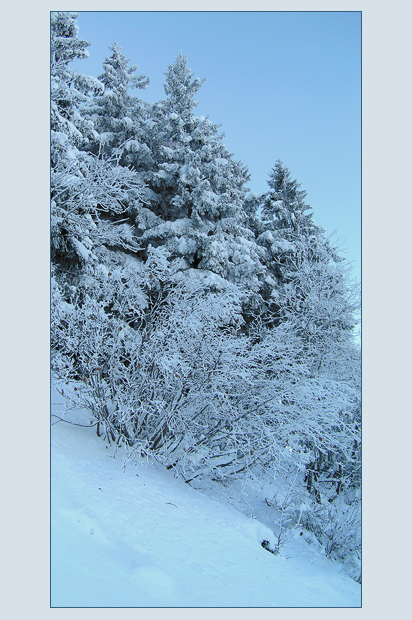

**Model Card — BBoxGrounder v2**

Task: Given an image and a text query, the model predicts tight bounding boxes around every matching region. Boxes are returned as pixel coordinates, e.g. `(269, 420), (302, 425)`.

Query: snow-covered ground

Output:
(51, 386), (361, 608)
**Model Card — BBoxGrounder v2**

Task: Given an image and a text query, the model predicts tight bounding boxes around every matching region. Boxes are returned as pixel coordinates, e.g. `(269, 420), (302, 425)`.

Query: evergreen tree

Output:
(50, 13), (145, 282)
(51, 11), (103, 154)
(260, 162), (359, 345)
(264, 160), (313, 233)
(250, 162), (335, 309)
(163, 51), (205, 117)
(256, 161), (322, 277)
(138, 53), (265, 297)
(87, 42), (150, 167)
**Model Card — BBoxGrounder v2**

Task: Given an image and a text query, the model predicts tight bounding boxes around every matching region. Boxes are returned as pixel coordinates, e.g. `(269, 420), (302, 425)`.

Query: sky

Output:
(69, 11), (361, 285)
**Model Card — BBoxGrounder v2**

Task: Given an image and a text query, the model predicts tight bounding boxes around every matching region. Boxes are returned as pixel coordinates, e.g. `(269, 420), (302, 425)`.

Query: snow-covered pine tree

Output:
(264, 160), (313, 233)
(86, 42), (150, 167)
(135, 52), (265, 303)
(252, 161), (321, 298)
(259, 163), (359, 352)
(51, 11), (103, 154)
(51, 13), (145, 287)
(51, 16), (150, 452)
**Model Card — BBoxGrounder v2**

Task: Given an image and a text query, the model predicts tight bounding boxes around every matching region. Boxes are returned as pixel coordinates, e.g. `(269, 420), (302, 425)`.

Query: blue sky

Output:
(70, 11), (361, 284)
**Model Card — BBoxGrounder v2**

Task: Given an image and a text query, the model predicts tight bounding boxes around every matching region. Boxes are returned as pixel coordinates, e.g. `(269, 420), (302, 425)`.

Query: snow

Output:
(142, 218), (191, 242)
(51, 386), (361, 608)
(215, 158), (229, 166)
(179, 164), (199, 184)
(70, 237), (92, 262)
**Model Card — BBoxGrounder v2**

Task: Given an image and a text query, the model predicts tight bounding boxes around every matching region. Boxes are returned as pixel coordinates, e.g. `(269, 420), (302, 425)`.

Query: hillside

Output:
(51, 386), (361, 608)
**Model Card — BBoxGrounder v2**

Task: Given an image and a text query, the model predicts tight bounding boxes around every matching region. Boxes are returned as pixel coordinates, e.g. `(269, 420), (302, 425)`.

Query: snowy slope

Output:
(51, 387), (361, 608)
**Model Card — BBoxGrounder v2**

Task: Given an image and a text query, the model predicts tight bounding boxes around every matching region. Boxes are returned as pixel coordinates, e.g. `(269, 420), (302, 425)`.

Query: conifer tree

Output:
(50, 13), (144, 280)
(87, 42), (150, 168)
(139, 53), (265, 297)
(264, 160), (312, 232)
(51, 11), (103, 154)
(259, 162), (358, 341)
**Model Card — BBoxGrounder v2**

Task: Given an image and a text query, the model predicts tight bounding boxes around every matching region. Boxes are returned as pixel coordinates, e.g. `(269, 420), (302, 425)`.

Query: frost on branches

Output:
(50, 13), (361, 579)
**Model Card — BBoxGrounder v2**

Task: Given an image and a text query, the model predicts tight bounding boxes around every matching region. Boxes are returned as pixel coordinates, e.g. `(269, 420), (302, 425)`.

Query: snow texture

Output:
(51, 387), (361, 608)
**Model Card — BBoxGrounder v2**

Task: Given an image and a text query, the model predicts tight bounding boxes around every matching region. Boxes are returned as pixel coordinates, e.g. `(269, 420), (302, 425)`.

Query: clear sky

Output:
(69, 11), (361, 284)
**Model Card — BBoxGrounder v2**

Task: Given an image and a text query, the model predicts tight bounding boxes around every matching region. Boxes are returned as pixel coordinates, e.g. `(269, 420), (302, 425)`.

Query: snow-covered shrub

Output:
(52, 238), (360, 493)
(51, 147), (145, 270)
(324, 497), (361, 560)
(296, 490), (361, 582)
(264, 465), (306, 554)
(52, 247), (249, 472)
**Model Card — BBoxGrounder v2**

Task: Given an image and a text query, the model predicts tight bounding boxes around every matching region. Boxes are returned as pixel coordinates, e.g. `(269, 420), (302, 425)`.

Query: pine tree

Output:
(264, 160), (312, 232)
(86, 42), (150, 167)
(51, 11), (103, 154)
(251, 162), (332, 309)
(163, 51), (205, 117)
(138, 53), (265, 298)
(258, 162), (321, 271)
(260, 162), (359, 344)
(50, 13), (145, 281)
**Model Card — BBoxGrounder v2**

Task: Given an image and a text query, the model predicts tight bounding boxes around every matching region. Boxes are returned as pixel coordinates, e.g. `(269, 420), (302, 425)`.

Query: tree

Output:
(136, 53), (265, 302)
(163, 51), (205, 117)
(264, 160), (313, 233)
(51, 11), (103, 154)
(51, 13), (146, 286)
(86, 42), (150, 168)
(253, 161), (322, 283)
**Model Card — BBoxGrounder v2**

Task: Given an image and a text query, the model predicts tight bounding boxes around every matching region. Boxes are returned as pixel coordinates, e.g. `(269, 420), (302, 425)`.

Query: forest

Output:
(50, 12), (361, 579)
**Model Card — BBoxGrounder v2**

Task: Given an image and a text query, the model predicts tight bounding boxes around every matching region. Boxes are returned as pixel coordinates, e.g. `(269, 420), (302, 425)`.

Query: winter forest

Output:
(51, 11), (361, 591)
